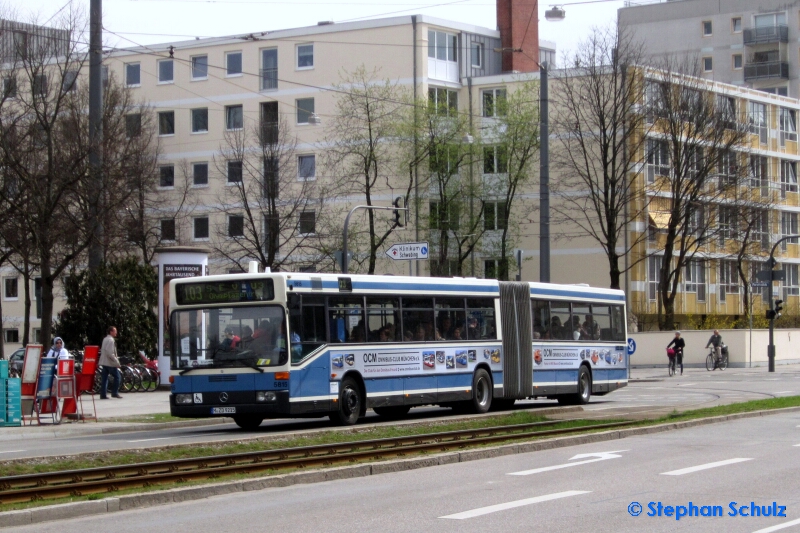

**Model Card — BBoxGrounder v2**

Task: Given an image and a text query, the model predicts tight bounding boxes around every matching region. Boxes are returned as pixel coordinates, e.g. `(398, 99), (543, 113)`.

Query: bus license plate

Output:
(211, 407), (236, 414)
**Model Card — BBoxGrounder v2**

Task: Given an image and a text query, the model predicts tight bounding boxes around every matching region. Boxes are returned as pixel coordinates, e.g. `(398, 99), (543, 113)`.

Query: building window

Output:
(780, 108), (797, 145)
(227, 161), (243, 183)
(429, 87), (458, 116)
(160, 219), (176, 241)
(298, 155), (316, 181)
(429, 201), (459, 231)
(33, 328), (41, 343)
(748, 101), (768, 144)
(225, 105), (243, 130)
(263, 213), (278, 250)
(228, 215), (244, 237)
(785, 265), (800, 299)
(482, 88), (507, 117)
(260, 101), (279, 144)
(62, 70), (78, 93)
(193, 217), (209, 240)
(4, 277), (18, 299)
(752, 208), (770, 250)
(159, 165), (175, 187)
(646, 139), (670, 183)
(297, 44), (313, 69)
(733, 54), (743, 69)
(296, 98), (314, 124)
(471, 41), (483, 67)
(781, 160), (798, 197)
(158, 111), (175, 136)
(158, 59), (173, 83)
(483, 145), (508, 174)
(193, 162), (208, 186)
(718, 206), (737, 244)
(191, 108), (208, 133)
(703, 57), (713, 72)
(648, 256), (660, 301)
(298, 211), (316, 235)
(226, 51), (242, 76)
(126, 114), (141, 138)
(261, 48), (278, 90)
(684, 260), (706, 301)
(3, 77), (16, 98)
(125, 63), (140, 87)
(750, 155), (769, 194)
(484, 201), (507, 231)
(484, 259), (498, 279)
(718, 260), (739, 303)
(427, 30), (457, 62)
(3, 329), (18, 344)
(781, 211), (799, 250)
(731, 17), (741, 33)
(33, 74), (47, 96)
(192, 55), (208, 79)
(702, 20), (712, 36)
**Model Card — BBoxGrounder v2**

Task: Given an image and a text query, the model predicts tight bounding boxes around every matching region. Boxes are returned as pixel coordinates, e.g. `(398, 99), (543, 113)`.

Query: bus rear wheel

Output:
(331, 377), (362, 425)
(233, 416), (263, 430)
(468, 369), (492, 414)
(373, 405), (411, 419)
(559, 366), (592, 405)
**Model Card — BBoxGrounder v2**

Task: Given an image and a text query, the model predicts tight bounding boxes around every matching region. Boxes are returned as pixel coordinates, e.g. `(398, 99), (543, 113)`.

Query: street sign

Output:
(756, 269), (785, 281)
(750, 281), (768, 288)
(627, 338), (636, 356)
(386, 242), (429, 261)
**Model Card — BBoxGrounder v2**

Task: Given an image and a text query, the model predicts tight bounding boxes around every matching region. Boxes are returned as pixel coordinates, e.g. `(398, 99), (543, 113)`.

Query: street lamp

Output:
(545, 6), (566, 22)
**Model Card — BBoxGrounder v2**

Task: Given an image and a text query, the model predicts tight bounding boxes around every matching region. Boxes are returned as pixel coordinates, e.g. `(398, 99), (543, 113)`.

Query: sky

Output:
(13, 0), (627, 60)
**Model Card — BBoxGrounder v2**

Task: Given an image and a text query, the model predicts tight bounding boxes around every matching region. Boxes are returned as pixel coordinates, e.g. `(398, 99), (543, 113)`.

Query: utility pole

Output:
(762, 234), (800, 372)
(539, 62), (550, 283)
(88, 0), (104, 270)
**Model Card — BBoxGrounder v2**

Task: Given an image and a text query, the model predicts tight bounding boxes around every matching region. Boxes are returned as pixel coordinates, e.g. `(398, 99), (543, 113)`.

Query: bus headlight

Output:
(176, 394), (193, 404)
(256, 391), (277, 402)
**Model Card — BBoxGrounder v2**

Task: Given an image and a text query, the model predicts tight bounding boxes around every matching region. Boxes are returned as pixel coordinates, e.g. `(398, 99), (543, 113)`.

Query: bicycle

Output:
(667, 348), (677, 376)
(705, 345), (728, 371)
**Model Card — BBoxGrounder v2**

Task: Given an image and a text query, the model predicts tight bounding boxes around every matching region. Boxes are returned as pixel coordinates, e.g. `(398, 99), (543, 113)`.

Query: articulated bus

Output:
(168, 268), (628, 429)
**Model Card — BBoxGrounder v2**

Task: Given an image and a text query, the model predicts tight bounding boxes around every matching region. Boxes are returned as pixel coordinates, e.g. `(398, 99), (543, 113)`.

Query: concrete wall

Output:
(629, 328), (800, 368)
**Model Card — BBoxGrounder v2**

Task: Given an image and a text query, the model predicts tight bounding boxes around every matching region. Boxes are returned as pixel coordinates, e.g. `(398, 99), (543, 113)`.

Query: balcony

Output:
(744, 61), (789, 81)
(743, 25), (789, 45)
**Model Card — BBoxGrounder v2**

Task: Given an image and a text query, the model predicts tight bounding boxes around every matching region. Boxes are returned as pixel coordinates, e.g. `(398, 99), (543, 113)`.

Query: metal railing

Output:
(260, 68), (278, 90)
(743, 25), (789, 45)
(744, 61), (789, 81)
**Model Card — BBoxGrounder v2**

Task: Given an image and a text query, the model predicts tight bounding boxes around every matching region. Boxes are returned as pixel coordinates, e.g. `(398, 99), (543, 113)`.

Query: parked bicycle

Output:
(92, 351), (160, 393)
(706, 344), (728, 371)
(667, 348), (677, 376)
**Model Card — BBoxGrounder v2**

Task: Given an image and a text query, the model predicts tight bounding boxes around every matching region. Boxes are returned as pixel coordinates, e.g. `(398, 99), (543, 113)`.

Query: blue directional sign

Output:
(627, 338), (636, 356)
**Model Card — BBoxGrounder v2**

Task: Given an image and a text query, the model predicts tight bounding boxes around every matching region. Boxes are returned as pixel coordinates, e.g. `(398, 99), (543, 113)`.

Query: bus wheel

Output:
(373, 405), (411, 419)
(233, 416), (263, 430)
(470, 369), (493, 414)
(331, 377), (362, 425)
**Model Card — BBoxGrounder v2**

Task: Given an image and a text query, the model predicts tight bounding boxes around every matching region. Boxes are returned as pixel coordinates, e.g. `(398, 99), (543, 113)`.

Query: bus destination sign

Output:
(175, 279), (275, 305)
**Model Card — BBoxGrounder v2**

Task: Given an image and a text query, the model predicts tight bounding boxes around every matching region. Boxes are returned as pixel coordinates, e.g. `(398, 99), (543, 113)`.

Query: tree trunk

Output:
(22, 260), (31, 347)
(40, 262), (55, 349)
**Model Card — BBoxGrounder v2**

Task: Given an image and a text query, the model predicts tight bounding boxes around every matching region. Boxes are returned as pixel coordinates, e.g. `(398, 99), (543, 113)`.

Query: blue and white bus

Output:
(168, 268), (628, 429)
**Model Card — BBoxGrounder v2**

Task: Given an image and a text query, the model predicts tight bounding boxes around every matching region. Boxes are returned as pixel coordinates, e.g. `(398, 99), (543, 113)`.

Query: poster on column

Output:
(163, 265), (203, 355)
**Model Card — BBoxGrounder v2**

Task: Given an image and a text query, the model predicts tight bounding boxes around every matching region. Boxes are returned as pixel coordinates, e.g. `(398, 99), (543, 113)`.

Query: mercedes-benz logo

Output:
(219, 392), (229, 403)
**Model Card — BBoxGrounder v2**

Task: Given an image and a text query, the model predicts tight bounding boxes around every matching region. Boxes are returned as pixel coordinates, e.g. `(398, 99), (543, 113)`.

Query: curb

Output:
(3, 404), (799, 528)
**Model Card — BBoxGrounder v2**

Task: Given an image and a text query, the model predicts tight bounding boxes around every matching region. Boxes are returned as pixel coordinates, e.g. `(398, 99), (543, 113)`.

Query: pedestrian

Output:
(46, 337), (70, 360)
(666, 331), (686, 375)
(99, 326), (122, 399)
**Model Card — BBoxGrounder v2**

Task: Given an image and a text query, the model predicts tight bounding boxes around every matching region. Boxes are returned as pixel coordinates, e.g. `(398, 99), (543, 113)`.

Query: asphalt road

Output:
(11, 408), (800, 532)
(3, 365), (800, 461)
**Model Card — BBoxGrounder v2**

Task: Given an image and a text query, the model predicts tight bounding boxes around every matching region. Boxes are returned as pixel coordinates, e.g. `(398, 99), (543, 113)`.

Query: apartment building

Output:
(619, 0), (800, 97)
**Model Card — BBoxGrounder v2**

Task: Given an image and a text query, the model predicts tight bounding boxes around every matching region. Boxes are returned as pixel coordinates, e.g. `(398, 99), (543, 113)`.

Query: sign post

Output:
(385, 242), (429, 261)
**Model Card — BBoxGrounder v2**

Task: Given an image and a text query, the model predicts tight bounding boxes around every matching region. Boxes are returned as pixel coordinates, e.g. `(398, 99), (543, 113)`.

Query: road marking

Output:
(509, 451), (628, 476)
(439, 490), (590, 519)
(676, 383), (697, 387)
(588, 405), (650, 411)
(661, 458), (752, 476)
(773, 391), (794, 394)
(126, 438), (172, 443)
(0, 450), (24, 454)
(752, 517), (800, 533)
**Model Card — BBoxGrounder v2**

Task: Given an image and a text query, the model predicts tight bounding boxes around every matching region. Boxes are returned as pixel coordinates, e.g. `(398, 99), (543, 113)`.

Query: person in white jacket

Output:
(46, 337), (71, 360)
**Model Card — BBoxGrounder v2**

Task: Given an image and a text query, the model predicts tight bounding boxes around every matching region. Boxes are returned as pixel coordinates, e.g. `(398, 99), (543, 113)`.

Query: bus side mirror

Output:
(288, 293), (302, 317)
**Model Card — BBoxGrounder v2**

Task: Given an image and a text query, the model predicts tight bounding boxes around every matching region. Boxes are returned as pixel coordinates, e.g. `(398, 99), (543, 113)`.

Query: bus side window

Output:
(531, 299), (550, 339)
(328, 296), (364, 343)
(610, 305), (626, 341)
(466, 298), (496, 340)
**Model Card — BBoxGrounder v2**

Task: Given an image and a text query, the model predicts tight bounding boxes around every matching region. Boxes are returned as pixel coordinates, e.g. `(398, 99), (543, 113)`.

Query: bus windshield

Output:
(170, 305), (288, 370)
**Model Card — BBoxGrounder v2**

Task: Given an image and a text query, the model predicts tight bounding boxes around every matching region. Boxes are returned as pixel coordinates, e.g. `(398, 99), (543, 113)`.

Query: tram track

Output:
(0, 419), (637, 505)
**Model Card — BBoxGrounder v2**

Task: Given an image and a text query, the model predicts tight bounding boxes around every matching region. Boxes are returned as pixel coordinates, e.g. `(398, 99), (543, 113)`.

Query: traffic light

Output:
(766, 299), (784, 320)
(393, 196), (405, 227)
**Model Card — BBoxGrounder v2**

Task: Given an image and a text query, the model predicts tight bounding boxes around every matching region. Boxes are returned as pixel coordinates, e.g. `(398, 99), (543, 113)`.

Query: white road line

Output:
(773, 391), (794, 394)
(126, 437), (173, 443)
(793, 444), (800, 447)
(0, 450), (24, 454)
(676, 383), (697, 387)
(661, 458), (752, 476)
(439, 490), (590, 520)
(752, 517), (800, 533)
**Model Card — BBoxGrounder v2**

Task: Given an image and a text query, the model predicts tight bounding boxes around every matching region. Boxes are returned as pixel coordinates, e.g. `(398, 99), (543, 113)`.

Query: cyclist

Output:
(666, 331), (685, 375)
(706, 329), (723, 368)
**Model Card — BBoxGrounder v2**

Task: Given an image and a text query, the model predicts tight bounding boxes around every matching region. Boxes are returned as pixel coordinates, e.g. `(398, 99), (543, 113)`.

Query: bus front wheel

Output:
(331, 377), (362, 425)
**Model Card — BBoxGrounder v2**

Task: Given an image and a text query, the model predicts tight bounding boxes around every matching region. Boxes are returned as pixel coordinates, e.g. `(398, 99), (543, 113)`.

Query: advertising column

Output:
(155, 247), (210, 382)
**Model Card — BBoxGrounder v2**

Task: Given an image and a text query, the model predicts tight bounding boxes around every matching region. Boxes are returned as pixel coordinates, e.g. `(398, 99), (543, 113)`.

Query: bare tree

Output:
(213, 107), (326, 272)
(643, 62), (751, 330)
(551, 26), (651, 289)
(325, 66), (409, 274)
